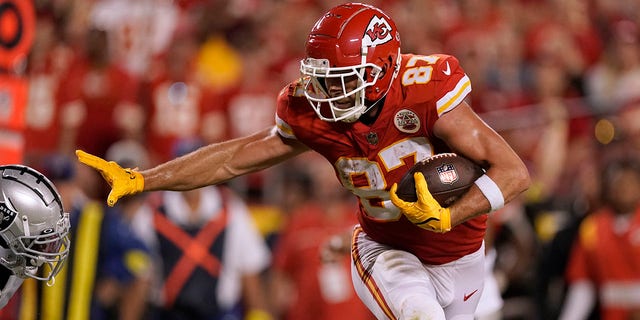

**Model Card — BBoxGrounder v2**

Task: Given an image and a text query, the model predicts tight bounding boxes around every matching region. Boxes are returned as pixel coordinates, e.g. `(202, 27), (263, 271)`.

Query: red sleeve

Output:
(397, 53), (473, 144)
(275, 80), (312, 140)
(565, 238), (590, 283)
(565, 215), (599, 283)
(429, 54), (472, 117)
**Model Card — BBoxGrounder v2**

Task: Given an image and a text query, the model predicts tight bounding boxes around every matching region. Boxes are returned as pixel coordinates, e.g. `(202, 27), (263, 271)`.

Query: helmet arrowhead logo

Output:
(363, 16), (393, 47)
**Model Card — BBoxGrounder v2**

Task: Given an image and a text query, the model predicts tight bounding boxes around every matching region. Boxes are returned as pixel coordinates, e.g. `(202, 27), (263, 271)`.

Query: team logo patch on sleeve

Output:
(394, 109), (420, 133)
(437, 164), (459, 184)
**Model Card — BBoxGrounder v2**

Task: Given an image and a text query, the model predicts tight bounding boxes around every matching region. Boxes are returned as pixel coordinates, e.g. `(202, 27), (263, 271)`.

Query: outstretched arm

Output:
(77, 127), (309, 206)
(141, 127), (308, 191)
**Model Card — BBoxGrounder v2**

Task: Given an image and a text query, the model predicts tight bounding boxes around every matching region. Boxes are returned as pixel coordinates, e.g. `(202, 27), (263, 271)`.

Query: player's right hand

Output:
(389, 172), (452, 233)
(75, 150), (144, 207)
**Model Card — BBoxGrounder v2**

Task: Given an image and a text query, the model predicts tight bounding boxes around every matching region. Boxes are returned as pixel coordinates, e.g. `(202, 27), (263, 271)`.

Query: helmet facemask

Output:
(301, 53), (383, 123)
(1, 213), (70, 284)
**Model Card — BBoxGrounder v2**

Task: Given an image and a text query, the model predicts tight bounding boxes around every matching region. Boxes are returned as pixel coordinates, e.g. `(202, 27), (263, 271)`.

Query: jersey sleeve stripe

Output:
(436, 75), (471, 116)
(275, 115), (296, 139)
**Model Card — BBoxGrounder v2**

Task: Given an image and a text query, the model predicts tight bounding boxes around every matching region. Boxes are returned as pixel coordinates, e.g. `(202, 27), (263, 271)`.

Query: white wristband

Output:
(474, 174), (505, 212)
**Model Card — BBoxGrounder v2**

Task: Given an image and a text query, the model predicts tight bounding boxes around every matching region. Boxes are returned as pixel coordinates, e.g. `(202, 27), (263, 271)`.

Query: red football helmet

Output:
(300, 3), (401, 122)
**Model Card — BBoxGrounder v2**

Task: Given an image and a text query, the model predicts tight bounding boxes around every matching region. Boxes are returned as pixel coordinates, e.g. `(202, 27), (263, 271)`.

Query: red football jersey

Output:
(566, 208), (640, 318)
(272, 201), (373, 320)
(56, 55), (140, 157)
(275, 53), (486, 265)
(142, 77), (228, 163)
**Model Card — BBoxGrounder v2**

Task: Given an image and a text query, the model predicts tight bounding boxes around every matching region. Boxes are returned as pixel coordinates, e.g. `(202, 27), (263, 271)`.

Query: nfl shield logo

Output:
(437, 164), (458, 184)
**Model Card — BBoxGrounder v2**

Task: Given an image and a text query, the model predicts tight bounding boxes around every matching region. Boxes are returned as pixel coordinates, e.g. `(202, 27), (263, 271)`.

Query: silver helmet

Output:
(0, 165), (70, 283)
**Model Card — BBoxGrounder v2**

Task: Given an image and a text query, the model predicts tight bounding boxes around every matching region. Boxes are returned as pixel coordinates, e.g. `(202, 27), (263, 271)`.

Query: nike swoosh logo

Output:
(443, 61), (451, 76)
(463, 289), (478, 301)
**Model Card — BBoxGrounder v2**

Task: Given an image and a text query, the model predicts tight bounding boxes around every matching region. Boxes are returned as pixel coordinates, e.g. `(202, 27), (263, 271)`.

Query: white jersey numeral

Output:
(401, 55), (440, 86)
(335, 138), (432, 221)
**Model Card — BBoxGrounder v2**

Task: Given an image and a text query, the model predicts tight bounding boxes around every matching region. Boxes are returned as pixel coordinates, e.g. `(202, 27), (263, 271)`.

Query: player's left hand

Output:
(389, 172), (452, 233)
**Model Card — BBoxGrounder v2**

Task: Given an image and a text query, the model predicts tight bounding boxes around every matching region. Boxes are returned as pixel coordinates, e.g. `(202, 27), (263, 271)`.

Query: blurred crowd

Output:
(6, 0), (640, 319)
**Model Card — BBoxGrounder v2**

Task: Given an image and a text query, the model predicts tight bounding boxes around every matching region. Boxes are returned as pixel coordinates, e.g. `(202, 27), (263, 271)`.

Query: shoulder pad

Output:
(287, 78), (307, 98)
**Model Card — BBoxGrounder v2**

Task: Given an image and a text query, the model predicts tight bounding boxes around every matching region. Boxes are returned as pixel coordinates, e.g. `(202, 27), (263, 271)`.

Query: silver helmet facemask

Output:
(0, 165), (70, 284)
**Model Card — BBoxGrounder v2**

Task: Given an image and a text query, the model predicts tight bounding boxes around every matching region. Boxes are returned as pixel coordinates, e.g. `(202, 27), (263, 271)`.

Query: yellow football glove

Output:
(75, 150), (144, 207)
(389, 172), (452, 233)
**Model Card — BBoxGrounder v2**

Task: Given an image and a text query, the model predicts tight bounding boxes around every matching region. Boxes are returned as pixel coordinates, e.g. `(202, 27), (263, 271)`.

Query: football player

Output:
(76, 3), (530, 319)
(0, 165), (70, 308)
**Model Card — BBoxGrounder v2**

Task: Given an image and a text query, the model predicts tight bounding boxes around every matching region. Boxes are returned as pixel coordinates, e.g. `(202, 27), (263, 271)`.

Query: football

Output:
(395, 153), (484, 206)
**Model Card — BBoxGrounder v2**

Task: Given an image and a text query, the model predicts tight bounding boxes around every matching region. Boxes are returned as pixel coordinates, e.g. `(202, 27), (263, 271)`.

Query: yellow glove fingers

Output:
(390, 173), (452, 233)
(76, 150), (118, 185)
(75, 149), (145, 207)
(413, 172), (436, 205)
(413, 172), (449, 230)
(75, 150), (110, 170)
(389, 183), (405, 207)
(389, 183), (422, 222)
(412, 174), (438, 225)
(106, 169), (144, 207)
(107, 192), (119, 207)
